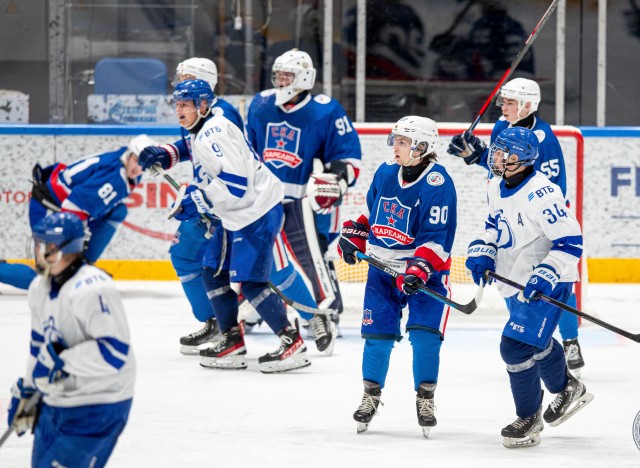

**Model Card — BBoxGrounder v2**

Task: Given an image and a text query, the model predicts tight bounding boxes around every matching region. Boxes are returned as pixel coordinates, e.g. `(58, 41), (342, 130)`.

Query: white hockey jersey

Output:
(26, 264), (136, 408)
(481, 171), (583, 298)
(191, 114), (285, 231)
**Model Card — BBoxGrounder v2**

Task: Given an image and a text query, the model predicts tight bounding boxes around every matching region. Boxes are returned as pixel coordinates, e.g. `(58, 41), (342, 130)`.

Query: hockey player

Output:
(465, 127), (593, 448)
(139, 57), (329, 356)
(0, 135), (151, 290)
(246, 48), (362, 351)
(447, 77), (586, 376)
(337, 116), (456, 438)
(137, 57), (243, 355)
(170, 79), (310, 373)
(6, 212), (135, 466)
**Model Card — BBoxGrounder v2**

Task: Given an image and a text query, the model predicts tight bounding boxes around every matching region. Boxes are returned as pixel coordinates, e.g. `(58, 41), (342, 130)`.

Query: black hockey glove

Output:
(447, 131), (487, 165)
(338, 220), (369, 265)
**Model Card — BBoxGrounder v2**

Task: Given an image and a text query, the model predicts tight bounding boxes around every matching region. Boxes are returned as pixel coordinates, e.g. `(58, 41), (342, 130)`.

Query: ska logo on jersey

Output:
(371, 197), (415, 247)
(263, 121), (303, 169)
(495, 209), (514, 249)
(362, 309), (373, 326)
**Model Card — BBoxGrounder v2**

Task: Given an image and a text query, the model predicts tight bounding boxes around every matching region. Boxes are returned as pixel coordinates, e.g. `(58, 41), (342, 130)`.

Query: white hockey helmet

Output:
(271, 49), (316, 106)
(127, 134), (156, 158)
(497, 78), (541, 117)
(387, 116), (439, 159)
(172, 57), (218, 91)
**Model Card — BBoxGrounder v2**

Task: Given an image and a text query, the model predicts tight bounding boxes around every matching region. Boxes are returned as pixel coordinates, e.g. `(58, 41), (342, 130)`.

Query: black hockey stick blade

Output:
(0, 392), (41, 449)
(487, 271), (640, 343)
(355, 252), (483, 315)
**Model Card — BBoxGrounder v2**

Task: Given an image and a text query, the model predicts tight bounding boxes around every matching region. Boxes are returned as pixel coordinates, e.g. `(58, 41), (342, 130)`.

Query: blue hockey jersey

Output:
(361, 160), (457, 279)
(46, 149), (133, 221)
(246, 91), (362, 200)
(478, 115), (567, 196)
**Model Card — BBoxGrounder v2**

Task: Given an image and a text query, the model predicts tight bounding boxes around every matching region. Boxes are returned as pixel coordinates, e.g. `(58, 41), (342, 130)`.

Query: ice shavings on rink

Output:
(1, 282), (639, 468)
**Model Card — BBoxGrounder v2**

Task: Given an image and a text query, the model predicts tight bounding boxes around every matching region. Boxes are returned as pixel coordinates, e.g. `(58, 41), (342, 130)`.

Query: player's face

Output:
(126, 154), (143, 183)
(175, 100), (198, 128)
(273, 71), (295, 88)
(501, 98), (532, 123)
(392, 135), (421, 166)
(34, 241), (70, 275)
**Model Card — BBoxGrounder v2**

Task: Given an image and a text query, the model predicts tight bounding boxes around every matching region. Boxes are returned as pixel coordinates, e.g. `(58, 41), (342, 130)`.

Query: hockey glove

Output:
(519, 263), (559, 303)
(396, 258), (433, 295)
(308, 173), (349, 215)
(170, 185), (214, 222)
(465, 240), (497, 286)
(7, 378), (37, 436)
(338, 219), (369, 265)
(32, 342), (67, 395)
(138, 144), (178, 174)
(447, 131), (487, 165)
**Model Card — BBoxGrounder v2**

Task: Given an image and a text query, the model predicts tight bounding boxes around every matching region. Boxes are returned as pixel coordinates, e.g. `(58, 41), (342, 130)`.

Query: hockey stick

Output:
(355, 252), (483, 315)
(0, 392), (41, 449)
(468, 0), (559, 132)
(268, 282), (334, 316)
(153, 164), (213, 241)
(487, 271), (640, 343)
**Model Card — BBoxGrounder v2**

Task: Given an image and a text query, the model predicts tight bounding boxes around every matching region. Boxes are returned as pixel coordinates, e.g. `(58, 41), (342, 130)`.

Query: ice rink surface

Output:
(1, 281), (639, 468)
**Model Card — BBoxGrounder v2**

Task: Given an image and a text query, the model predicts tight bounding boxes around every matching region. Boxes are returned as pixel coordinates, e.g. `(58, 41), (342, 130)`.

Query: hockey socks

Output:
(202, 268), (239, 331)
(270, 262), (317, 322)
(409, 329), (442, 390)
(242, 282), (290, 334)
(362, 339), (394, 388)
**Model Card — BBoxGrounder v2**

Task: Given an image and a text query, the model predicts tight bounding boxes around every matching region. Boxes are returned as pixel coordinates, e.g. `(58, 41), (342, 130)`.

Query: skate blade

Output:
(548, 391), (594, 427)
(569, 368), (581, 379)
(259, 355), (311, 374)
(503, 432), (541, 448)
(356, 422), (369, 434)
(421, 427), (432, 439)
(180, 345), (200, 356)
(199, 355), (248, 370)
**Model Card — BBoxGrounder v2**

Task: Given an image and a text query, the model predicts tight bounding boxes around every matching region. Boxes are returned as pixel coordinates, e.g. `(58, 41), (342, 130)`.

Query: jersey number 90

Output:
(429, 206), (448, 224)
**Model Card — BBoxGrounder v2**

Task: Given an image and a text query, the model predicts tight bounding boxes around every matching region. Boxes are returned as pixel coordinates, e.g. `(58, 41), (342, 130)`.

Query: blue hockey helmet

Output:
(172, 79), (214, 108)
(32, 212), (85, 256)
(488, 127), (539, 177)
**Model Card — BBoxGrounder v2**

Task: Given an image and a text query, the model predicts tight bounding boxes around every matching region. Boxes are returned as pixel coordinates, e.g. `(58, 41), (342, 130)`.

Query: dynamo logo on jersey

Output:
(495, 209), (514, 249)
(263, 122), (303, 169)
(371, 197), (415, 247)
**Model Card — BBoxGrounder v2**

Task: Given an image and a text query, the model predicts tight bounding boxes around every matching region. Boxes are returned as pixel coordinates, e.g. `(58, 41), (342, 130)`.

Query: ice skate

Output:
(308, 314), (337, 356)
(179, 318), (220, 355)
(353, 380), (383, 434)
(416, 383), (437, 438)
(543, 372), (594, 427)
(199, 326), (247, 369)
(563, 338), (585, 378)
(258, 319), (310, 373)
(501, 407), (544, 448)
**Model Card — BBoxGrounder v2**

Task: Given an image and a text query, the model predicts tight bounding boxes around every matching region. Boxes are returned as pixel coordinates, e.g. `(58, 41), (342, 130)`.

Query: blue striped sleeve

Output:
(218, 171), (247, 197)
(97, 336), (130, 370)
(30, 330), (45, 357)
(551, 235), (583, 259)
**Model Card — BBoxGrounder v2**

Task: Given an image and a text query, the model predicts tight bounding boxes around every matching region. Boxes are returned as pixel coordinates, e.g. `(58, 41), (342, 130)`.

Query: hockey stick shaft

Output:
(355, 252), (483, 314)
(268, 283), (333, 316)
(0, 392), (41, 449)
(468, 0), (559, 132)
(487, 271), (640, 343)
